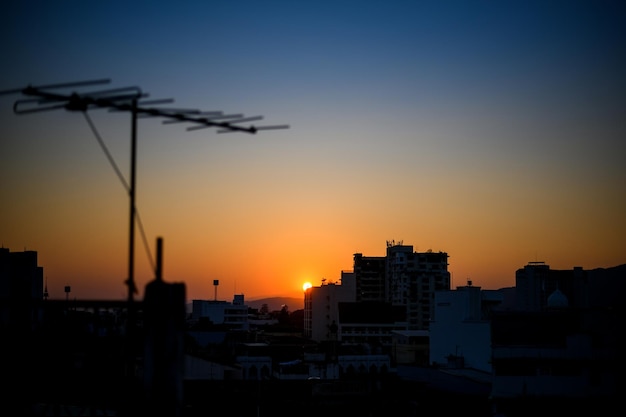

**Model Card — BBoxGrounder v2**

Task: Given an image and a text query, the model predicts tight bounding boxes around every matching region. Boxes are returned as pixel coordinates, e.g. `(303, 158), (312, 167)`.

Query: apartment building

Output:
(304, 271), (355, 341)
(385, 242), (450, 330)
(353, 253), (386, 302)
(305, 241), (451, 344)
(429, 282), (504, 372)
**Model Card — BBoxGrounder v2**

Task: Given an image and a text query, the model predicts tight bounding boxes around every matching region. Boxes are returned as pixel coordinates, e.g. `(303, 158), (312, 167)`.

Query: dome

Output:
(547, 288), (569, 308)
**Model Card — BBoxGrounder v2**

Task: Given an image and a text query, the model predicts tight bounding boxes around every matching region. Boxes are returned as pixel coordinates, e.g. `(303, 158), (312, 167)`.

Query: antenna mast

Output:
(1, 77), (289, 381)
(1, 78), (289, 302)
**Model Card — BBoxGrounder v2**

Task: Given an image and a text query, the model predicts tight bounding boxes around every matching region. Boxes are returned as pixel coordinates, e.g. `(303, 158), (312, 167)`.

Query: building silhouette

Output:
(429, 281), (505, 373)
(354, 253), (386, 302)
(304, 271), (355, 341)
(0, 247), (44, 331)
(489, 263), (625, 415)
(385, 242), (450, 330)
(190, 293), (249, 331)
(4, 243), (624, 416)
(305, 241), (451, 347)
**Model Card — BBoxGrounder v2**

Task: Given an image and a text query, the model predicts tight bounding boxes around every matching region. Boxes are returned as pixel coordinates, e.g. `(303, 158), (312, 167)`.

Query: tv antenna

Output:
(1, 78), (289, 304)
(0, 79), (289, 377)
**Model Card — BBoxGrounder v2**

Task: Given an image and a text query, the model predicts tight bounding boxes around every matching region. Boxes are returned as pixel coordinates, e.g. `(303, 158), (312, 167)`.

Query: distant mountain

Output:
(246, 296), (304, 312)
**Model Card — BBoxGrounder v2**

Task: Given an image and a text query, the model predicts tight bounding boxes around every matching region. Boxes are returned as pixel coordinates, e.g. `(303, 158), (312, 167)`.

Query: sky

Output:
(1, 0), (625, 303)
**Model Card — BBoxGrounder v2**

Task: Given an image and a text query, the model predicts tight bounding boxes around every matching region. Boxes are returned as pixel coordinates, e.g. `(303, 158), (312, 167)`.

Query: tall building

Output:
(353, 253), (386, 302)
(305, 242), (451, 343)
(386, 242), (450, 330)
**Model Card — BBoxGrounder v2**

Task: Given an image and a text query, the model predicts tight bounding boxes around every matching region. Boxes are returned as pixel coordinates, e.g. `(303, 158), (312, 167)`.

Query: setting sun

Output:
(302, 282), (312, 292)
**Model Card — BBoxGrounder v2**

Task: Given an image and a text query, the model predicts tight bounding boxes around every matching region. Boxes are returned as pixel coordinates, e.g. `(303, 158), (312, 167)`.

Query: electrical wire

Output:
(82, 110), (156, 275)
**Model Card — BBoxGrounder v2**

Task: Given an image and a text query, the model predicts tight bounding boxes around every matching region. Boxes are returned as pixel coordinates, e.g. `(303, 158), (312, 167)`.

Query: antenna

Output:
(2, 78), (289, 381)
(1, 78), (289, 305)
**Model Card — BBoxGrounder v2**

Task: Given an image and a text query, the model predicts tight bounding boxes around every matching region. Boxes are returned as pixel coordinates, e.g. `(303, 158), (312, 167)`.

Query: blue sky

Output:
(1, 0), (625, 301)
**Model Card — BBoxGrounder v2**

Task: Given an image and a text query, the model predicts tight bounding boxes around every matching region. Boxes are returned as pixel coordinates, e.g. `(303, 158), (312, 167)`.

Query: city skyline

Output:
(1, 1), (625, 301)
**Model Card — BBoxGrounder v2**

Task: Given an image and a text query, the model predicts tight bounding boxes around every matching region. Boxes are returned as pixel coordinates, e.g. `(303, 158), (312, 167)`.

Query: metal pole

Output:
(156, 237), (163, 282)
(124, 98), (138, 399)
(128, 98), (137, 304)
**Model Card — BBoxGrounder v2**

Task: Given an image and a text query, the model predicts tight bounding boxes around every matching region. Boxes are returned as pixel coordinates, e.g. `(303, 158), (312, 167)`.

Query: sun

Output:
(302, 282), (312, 292)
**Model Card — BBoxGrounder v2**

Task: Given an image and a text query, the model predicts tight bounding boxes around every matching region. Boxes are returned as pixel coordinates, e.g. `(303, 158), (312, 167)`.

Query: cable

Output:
(82, 111), (129, 191)
(82, 111), (156, 275)
(135, 210), (156, 274)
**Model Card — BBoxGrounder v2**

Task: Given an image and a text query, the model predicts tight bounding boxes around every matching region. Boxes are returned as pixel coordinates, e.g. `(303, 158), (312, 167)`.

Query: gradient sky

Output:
(1, 0), (625, 302)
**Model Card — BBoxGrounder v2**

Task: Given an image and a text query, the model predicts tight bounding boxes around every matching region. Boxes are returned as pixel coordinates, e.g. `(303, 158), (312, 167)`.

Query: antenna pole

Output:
(124, 98), (138, 386)
(155, 237), (163, 282)
(128, 98), (137, 304)
(2, 77), (289, 415)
